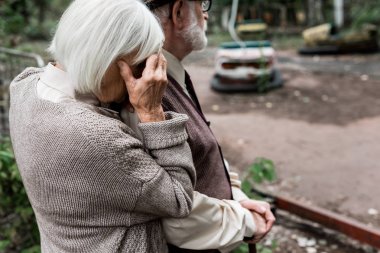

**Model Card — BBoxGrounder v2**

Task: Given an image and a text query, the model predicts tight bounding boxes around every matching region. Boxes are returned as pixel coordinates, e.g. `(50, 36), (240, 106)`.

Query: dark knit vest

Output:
(163, 74), (232, 253)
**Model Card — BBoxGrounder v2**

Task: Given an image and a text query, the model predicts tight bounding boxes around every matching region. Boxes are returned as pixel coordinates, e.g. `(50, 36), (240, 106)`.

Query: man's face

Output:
(182, 1), (208, 51)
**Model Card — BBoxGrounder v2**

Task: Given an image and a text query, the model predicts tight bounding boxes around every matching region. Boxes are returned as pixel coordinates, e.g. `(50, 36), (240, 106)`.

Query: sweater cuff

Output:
(138, 112), (189, 150)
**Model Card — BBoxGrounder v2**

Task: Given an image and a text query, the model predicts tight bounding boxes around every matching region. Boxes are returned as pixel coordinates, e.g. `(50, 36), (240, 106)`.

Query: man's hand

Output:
(240, 199), (275, 243)
(247, 211), (268, 243)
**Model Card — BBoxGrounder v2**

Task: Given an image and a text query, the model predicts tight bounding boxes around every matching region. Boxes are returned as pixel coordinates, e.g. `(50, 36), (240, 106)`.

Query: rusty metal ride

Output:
(251, 188), (380, 250)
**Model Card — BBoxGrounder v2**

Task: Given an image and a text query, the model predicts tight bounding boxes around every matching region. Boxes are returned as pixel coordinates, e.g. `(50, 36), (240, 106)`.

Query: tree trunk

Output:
(307, 0), (316, 26)
(38, 4), (46, 24)
(334, 0), (344, 28)
(34, 0), (47, 24)
(307, 0), (323, 26)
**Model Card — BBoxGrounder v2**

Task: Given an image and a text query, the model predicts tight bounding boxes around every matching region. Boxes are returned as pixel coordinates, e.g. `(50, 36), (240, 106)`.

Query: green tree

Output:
(350, 0), (380, 28)
(0, 136), (40, 253)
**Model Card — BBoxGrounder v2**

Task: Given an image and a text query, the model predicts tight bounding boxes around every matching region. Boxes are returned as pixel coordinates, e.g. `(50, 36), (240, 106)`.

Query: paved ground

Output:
(183, 48), (380, 252)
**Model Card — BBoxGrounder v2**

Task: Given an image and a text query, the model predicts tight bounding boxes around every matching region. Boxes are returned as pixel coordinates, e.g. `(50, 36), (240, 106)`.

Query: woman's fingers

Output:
(118, 53), (167, 123)
(119, 52), (166, 85)
(142, 53), (167, 81)
(155, 54), (168, 85)
(143, 54), (160, 78)
(157, 52), (167, 73)
(118, 60), (135, 89)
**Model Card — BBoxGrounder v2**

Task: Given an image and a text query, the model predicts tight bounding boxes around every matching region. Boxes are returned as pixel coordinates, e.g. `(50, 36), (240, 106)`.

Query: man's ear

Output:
(171, 0), (184, 30)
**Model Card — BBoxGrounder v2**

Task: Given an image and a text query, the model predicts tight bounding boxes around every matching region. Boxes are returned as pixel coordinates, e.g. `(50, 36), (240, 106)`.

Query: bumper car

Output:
(211, 40), (283, 92)
(235, 19), (268, 41)
(299, 23), (379, 55)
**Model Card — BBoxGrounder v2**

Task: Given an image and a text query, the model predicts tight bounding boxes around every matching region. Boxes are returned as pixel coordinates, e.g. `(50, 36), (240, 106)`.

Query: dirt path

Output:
(183, 48), (380, 251)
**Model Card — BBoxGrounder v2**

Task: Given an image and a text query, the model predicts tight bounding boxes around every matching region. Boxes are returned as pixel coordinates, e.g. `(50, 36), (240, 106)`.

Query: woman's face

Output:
(97, 58), (146, 103)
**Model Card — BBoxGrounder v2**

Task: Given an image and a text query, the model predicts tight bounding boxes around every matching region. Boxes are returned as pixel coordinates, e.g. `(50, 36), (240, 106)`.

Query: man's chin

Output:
(193, 37), (208, 52)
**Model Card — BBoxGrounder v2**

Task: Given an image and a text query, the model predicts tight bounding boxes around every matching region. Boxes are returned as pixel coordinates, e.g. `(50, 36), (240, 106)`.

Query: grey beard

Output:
(182, 23), (207, 51)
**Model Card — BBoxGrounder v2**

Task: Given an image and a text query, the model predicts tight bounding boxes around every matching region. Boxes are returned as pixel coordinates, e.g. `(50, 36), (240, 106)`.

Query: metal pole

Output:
(334, 0), (344, 28)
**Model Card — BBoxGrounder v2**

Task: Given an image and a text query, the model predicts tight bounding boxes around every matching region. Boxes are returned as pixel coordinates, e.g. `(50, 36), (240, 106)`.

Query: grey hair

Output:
(150, 4), (171, 26)
(150, 1), (197, 28)
(48, 0), (164, 94)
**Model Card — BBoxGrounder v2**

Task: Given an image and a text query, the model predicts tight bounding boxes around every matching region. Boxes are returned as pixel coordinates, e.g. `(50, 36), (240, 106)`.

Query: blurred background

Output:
(1, 0), (380, 253)
(1, 0), (380, 57)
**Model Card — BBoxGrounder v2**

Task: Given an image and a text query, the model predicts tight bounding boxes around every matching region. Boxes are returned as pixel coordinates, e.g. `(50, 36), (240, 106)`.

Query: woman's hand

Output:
(118, 53), (167, 123)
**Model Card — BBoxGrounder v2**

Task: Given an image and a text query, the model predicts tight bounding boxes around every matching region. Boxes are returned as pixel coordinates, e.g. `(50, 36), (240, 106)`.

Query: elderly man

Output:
(122, 0), (275, 252)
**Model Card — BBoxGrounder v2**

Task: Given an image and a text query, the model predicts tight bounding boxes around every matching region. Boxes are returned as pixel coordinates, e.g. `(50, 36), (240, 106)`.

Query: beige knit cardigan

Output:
(9, 68), (196, 253)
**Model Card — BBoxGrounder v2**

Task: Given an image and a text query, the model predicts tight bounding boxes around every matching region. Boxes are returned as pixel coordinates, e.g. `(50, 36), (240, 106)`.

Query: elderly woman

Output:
(9, 0), (195, 252)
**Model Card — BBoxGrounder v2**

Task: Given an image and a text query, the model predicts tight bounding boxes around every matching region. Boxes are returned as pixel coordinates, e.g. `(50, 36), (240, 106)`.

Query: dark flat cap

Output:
(145, 0), (174, 10)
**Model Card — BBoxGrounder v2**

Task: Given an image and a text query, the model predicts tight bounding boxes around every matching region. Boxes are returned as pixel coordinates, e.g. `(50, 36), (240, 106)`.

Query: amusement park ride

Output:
(210, 0), (283, 92)
(1, 0), (380, 251)
(213, 0), (380, 252)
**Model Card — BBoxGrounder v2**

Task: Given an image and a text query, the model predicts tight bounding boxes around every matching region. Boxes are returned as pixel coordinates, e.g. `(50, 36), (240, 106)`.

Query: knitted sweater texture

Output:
(9, 68), (196, 253)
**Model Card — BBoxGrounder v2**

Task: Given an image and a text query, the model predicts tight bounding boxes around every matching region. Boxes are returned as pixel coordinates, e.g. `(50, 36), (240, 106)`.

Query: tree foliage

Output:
(233, 157), (277, 253)
(0, 0), (71, 46)
(0, 136), (40, 253)
(350, 0), (380, 28)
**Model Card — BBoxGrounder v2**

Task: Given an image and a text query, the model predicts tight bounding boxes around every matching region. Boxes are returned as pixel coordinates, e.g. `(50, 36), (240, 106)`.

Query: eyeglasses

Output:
(146, 0), (212, 19)
(188, 0), (212, 12)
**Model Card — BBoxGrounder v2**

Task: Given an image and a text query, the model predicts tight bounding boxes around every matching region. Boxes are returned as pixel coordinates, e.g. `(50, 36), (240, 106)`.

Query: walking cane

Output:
(249, 244), (257, 253)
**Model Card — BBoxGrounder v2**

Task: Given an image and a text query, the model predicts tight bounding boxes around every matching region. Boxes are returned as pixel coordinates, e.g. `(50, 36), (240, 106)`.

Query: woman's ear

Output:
(171, 0), (184, 30)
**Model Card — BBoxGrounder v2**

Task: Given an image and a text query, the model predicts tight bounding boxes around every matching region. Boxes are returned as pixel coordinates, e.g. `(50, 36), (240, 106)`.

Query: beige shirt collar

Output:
(163, 50), (190, 97)
(37, 63), (100, 106)
(38, 63), (76, 100)
(163, 50), (185, 85)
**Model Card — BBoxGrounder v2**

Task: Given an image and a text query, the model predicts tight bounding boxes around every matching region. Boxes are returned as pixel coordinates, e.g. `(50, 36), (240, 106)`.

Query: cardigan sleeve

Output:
(77, 111), (195, 224)
(131, 112), (196, 218)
